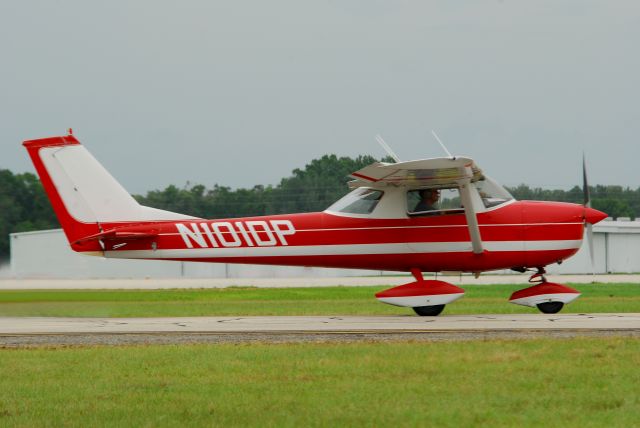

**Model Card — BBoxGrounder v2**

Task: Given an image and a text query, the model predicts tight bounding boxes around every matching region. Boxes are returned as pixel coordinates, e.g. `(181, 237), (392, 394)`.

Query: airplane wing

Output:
(349, 157), (483, 188)
(350, 157), (485, 254)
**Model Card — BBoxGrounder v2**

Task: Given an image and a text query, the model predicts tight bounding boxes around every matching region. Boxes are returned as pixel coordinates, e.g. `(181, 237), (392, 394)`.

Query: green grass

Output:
(1, 338), (639, 427)
(0, 283), (639, 317)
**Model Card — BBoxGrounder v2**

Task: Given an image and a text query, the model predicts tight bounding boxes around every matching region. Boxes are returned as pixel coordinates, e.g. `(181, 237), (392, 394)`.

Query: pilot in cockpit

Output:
(414, 188), (440, 212)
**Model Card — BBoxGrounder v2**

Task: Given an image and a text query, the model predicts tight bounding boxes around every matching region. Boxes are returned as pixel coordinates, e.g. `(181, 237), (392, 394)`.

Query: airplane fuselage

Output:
(76, 200), (589, 273)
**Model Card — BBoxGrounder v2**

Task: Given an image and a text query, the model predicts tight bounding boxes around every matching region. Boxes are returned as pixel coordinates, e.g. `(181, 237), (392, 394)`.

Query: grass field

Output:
(1, 338), (639, 427)
(1, 285), (639, 427)
(0, 283), (639, 317)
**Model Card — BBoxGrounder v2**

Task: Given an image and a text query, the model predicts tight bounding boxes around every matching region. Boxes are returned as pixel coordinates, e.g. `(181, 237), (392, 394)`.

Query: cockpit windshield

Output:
(327, 188), (384, 215)
(475, 177), (513, 208)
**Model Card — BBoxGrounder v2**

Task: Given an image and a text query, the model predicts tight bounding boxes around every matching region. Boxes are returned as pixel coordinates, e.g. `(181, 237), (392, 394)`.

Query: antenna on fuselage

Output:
(431, 130), (455, 159)
(375, 134), (401, 163)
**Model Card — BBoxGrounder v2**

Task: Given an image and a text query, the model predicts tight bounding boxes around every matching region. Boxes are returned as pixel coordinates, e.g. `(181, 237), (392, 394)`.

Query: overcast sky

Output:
(1, 1), (639, 194)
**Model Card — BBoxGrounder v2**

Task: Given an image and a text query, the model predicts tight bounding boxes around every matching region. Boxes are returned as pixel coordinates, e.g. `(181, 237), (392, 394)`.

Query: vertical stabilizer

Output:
(23, 135), (101, 249)
(23, 133), (196, 251)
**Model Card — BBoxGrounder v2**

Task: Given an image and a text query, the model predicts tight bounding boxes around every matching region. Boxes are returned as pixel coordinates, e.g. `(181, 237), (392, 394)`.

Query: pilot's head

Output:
(419, 188), (440, 203)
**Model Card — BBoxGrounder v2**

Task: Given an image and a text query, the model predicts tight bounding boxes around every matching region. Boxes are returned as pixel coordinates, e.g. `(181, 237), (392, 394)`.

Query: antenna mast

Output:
(375, 135), (401, 163)
(431, 130), (454, 159)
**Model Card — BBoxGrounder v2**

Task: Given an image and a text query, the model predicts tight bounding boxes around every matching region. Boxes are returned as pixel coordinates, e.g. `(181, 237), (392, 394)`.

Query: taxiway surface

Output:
(1, 314), (639, 347)
(2, 313), (640, 334)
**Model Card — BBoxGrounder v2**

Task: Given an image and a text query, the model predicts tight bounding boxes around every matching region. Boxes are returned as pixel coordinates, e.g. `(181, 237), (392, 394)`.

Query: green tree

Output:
(0, 170), (58, 259)
(134, 154), (384, 218)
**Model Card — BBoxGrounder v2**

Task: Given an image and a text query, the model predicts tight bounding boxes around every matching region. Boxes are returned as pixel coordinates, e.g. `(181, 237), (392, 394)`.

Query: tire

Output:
(413, 304), (446, 316)
(536, 301), (564, 314)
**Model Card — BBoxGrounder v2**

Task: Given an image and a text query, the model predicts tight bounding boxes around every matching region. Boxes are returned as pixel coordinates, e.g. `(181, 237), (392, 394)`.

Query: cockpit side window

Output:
(407, 188), (463, 216)
(327, 188), (384, 215)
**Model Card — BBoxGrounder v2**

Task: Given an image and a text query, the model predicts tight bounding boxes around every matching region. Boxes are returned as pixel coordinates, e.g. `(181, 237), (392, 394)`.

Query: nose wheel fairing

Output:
(508, 282), (581, 309)
(509, 269), (581, 313)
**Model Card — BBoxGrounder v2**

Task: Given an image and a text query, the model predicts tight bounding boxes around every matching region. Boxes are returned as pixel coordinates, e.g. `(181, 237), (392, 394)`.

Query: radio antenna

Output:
(375, 134), (401, 163)
(431, 130), (454, 159)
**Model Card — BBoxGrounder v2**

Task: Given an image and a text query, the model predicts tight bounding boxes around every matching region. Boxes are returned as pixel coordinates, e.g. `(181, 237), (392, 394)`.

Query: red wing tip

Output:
(23, 134), (80, 149)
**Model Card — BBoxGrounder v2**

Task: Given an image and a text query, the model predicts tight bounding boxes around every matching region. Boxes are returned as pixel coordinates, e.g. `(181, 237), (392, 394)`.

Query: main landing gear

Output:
(375, 267), (581, 316)
(375, 269), (464, 316)
(509, 268), (581, 314)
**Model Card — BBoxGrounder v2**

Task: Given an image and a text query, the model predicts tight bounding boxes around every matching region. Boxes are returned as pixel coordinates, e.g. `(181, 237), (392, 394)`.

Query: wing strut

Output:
(457, 167), (484, 254)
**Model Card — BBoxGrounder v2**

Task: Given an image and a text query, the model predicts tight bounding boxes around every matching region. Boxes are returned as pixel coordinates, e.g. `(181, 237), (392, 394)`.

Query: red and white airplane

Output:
(23, 131), (607, 315)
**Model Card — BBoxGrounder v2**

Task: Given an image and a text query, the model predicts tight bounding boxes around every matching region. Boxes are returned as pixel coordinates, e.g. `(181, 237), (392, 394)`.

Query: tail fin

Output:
(23, 132), (195, 251)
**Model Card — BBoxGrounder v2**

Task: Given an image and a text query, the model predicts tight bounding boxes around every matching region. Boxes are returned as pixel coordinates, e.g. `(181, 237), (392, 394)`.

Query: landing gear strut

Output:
(509, 268), (580, 314)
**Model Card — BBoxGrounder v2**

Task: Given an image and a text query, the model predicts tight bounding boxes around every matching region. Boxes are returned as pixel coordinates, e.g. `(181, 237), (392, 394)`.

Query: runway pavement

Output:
(2, 314), (639, 346)
(2, 313), (640, 334)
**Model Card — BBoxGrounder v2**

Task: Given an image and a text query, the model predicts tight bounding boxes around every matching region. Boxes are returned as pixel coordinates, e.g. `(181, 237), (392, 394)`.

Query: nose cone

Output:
(584, 207), (607, 225)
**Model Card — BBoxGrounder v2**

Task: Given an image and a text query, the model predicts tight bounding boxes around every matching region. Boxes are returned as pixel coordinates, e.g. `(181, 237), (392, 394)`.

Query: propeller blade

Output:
(587, 223), (595, 277)
(583, 153), (596, 279)
(582, 152), (591, 208)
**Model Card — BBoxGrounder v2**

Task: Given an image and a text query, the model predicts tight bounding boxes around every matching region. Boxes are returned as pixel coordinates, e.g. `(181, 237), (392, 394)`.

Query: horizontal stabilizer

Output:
(74, 229), (159, 245)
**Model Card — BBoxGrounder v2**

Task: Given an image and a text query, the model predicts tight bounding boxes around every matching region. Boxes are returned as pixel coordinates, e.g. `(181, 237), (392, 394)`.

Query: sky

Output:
(1, 1), (639, 194)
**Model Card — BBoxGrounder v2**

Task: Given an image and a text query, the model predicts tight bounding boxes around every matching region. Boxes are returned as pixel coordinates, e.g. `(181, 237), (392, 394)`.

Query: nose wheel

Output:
(412, 304), (446, 316)
(536, 301), (564, 314)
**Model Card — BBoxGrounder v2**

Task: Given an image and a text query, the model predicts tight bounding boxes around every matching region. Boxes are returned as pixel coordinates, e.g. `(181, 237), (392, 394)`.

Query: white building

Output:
(8, 219), (640, 279)
(9, 229), (385, 279)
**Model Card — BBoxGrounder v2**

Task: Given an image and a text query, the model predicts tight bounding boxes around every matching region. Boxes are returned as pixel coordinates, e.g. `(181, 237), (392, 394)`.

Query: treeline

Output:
(1, 155), (639, 260)
(507, 184), (639, 220)
(135, 154), (381, 219)
(0, 170), (58, 259)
